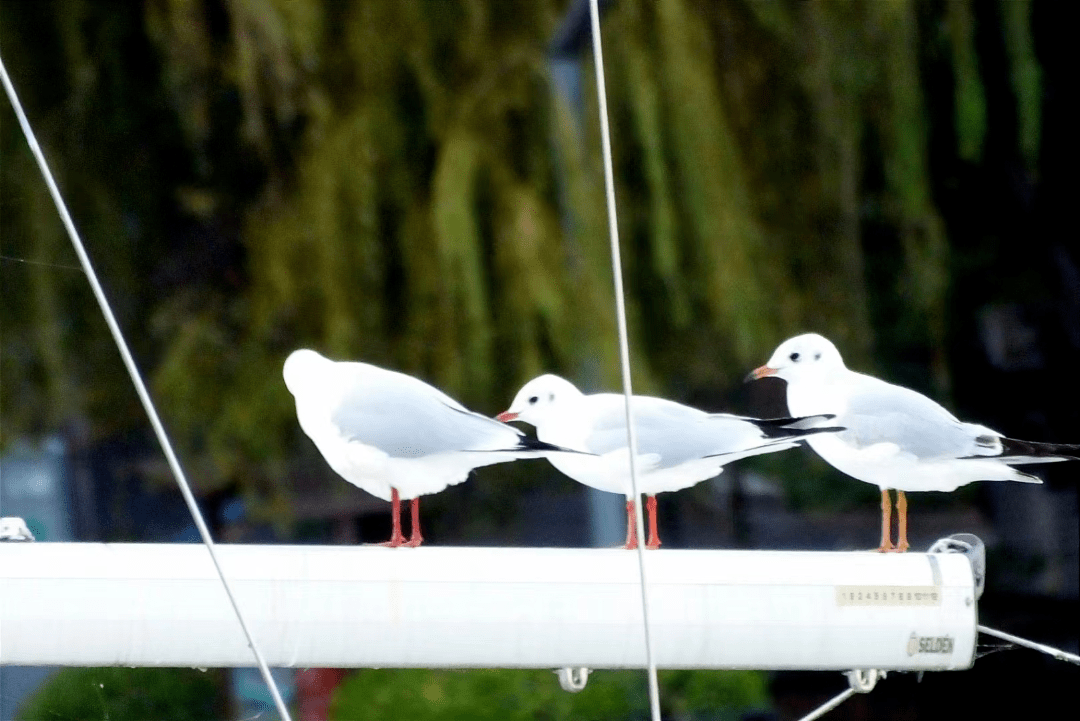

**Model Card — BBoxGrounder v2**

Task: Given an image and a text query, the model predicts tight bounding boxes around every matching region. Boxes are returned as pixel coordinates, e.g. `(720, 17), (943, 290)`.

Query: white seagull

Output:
(749, 333), (1080, 552)
(284, 349), (576, 547)
(496, 374), (842, 549)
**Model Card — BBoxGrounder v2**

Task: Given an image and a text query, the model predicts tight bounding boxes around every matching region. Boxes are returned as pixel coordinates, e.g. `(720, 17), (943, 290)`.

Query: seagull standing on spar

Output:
(749, 333), (1080, 552)
(284, 349), (575, 547)
(497, 374), (842, 549)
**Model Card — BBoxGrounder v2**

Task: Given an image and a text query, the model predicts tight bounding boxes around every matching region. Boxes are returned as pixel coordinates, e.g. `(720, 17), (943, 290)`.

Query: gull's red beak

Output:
(746, 365), (777, 382)
(495, 411), (518, 423)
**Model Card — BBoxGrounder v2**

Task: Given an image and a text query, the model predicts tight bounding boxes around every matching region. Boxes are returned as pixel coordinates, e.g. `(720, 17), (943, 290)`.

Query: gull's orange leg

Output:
(380, 487), (406, 547)
(624, 499), (639, 550)
(876, 488), (894, 552)
(894, 491), (909, 552)
(645, 494), (661, 550)
(405, 497), (424, 548)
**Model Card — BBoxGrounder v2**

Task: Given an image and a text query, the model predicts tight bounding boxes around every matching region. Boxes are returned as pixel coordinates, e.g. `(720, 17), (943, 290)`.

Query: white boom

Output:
(0, 543), (976, 670)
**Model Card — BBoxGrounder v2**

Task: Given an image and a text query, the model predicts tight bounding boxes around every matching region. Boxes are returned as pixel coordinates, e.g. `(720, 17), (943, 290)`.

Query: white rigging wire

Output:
(978, 624), (1080, 665)
(794, 624), (1080, 720)
(586, 2), (662, 719)
(0, 52), (294, 721)
(796, 687), (856, 721)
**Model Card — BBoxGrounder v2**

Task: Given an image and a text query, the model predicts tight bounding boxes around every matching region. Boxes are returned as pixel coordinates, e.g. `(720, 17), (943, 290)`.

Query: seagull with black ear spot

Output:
(748, 333), (1080, 552)
(497, 374), (843, 549)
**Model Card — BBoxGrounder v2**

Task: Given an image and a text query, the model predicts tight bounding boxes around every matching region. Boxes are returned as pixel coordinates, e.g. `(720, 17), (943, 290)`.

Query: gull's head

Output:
(283, 349), (333, 396)
(496, 374), (583, 428)
(748, 333), (846, 383)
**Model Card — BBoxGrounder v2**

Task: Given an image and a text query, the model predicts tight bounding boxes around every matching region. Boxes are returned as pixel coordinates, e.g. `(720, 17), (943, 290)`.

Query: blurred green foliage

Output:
(329, 668), (767, 721)
(15, 667), (222, 721)
(13, 666), (766, 721)
(0, 0), (1045, 513)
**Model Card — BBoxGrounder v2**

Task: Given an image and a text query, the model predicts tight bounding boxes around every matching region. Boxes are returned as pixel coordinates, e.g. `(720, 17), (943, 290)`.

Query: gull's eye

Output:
(814, 352), (821, 360)
(789, 352), (800, 362)
(528, 396), (538, 405)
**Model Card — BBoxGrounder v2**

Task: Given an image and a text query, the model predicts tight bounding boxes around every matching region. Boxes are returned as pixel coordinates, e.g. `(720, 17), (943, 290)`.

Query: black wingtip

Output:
(517, 435), (560, 452)
(752, 414), (842, 439)
(516, 436), (586, 454)
(468, 437), (587, 456)
(999, 437), (1080, 461)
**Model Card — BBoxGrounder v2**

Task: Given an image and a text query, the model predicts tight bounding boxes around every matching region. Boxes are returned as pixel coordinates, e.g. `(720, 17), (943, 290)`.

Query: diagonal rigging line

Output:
(587, 2), (662, 720)
(0, 52), (293, 721)
(797, 687), (857, 721)
(795, 624), (1080, 721)
(978, 624), (1080, 665)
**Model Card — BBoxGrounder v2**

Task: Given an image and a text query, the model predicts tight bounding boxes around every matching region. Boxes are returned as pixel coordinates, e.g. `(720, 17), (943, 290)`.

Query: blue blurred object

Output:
(0, 437), (70, 720)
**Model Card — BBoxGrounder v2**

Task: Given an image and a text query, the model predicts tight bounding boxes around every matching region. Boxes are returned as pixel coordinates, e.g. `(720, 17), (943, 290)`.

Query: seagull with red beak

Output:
(749, 333), (1080, 552)
(497, 374), (841, 549)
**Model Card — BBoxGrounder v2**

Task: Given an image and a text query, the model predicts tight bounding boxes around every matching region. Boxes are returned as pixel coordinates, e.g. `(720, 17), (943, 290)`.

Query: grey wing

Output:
(585, 395), (735, 467)
(330, 367), (522, 458)
(840, 375), (988, 459)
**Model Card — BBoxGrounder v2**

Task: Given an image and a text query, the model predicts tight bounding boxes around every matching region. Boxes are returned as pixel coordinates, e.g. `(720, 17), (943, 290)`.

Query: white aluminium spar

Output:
(0, 543), (976, 670)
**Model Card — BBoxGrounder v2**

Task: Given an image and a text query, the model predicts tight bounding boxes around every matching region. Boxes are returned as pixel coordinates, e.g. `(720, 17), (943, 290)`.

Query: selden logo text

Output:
(907, 633), (954, 656)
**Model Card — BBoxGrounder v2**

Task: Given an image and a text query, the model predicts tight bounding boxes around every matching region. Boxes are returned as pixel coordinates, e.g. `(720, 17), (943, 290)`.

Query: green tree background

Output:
(2, 1), (1074, 718)
(5, 0), (1058, 514)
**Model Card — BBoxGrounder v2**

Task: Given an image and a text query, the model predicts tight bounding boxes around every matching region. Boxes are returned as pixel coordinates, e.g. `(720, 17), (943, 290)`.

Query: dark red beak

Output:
(495, 411), (519, 423)
(746, 365), (777, 382)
